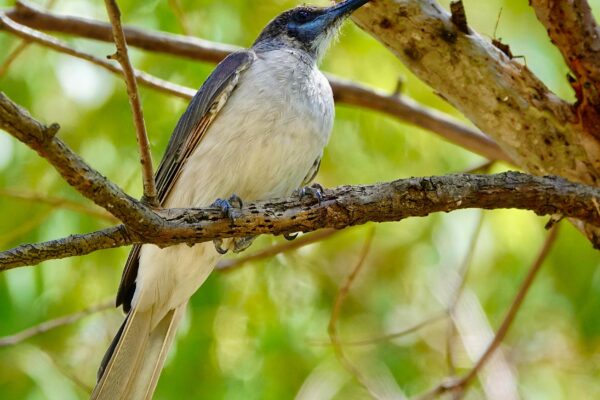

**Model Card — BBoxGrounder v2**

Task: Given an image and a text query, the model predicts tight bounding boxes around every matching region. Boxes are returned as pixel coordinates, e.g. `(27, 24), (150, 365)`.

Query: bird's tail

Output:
(91, 302), (187, 400)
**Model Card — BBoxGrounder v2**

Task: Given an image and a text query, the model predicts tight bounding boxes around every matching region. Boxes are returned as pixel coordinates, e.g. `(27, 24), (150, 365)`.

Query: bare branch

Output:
(0, 0), (56, 77)
(328, 229), (384, 398)
(445, 213), (485, 374)
(0, 300), (113, 347)
(0, 167), (598, 271)
(330, 78), (507, 162)
(309, 312), (447, 347)
(0, 91), (163, 232)
(0, 40), (30, 77)
(0, 225), (130, 270)
(103, 0), (156, 204)
(167, 0), (191, 36)
(0, 13), (194, 99)
(416, 226), (559, 399)
(6, 0), (235, 62)
(3, 1), (506, 161)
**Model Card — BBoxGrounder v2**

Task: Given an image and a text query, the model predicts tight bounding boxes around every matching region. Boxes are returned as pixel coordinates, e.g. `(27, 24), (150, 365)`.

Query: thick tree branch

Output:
(104, 0), (156, 204)
(0, 92), (162, 232)
(349, 0), (600, 184)
(1, 171), (600, 271)
(2, 1), (506, 162)
(530, 0), (600, 139)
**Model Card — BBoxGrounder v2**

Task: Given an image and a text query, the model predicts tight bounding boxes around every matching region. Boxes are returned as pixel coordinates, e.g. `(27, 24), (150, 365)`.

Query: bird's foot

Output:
(211, 194), (244, 254)
(232, 236), (256, 253)
(295, 183), (324, 204)
(213, 239), (229, 255)
(213, 236), (255, 255)
(283, 232), (298, 241)
(211, 194), (243, 222)
(286, 184), (324, 241)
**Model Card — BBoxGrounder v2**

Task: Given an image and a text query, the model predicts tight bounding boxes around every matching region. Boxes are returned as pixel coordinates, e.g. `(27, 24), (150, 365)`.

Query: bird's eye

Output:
(295, 10), (312, 23)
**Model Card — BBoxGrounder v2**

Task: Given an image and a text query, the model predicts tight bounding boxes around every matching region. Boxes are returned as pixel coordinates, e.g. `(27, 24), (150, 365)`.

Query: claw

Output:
(232, 236), (256, 253)
(284, 232), (298, 241)
(296, 183), (324, 204)
(211, 193), (243, 223)
(213, 238), (229, 255)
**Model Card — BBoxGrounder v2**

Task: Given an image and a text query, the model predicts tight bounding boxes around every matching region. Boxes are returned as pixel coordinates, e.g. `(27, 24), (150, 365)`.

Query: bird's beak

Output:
(321, 0), (370, 24)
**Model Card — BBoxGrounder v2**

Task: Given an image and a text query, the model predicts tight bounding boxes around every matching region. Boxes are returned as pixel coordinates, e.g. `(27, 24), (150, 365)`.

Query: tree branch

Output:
(530, 0), (600, 141)
(349, 0), (600, 184)
(0, 13), (195, 99)
(2, 0), (506, 162)
(416, 226), (558, 399)
(0, 91), (162, 232)
(1, 170), (599, 271)
(0, 300), (113, 347)
(103, 0), (156, 204)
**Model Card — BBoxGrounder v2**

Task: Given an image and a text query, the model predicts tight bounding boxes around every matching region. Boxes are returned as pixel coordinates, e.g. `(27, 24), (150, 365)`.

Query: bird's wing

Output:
(115, 50), (256, 311)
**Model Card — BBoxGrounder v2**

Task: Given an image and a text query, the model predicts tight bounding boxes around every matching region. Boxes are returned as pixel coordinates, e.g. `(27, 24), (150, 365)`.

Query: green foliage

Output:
(1, 0), (600, 399)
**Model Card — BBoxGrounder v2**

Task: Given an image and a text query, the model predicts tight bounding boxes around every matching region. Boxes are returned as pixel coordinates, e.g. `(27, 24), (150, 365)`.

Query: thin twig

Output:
(0, 188), (118, 223)
(0, 13), (195, 99)
(0, 0), (56, 78)
(328, 228), (386, 399)
(445, 212), (485, 374)
(39, 349), (95, 393)
(216, 229), (338, 272)
(104, 0), (156, 204)
(309, 311), (447, 347)
(416, 226), (559, 400)
(168, 0), (191, 36)
(0, 300), (114, 347)
(0, 40), (30, 78)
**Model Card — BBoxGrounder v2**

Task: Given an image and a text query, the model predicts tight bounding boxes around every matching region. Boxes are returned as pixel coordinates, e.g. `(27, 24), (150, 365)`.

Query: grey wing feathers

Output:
(115, 50), (256, 312)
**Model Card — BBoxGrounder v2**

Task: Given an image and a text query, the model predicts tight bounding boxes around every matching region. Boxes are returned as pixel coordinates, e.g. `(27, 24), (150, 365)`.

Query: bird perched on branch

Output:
(92, 0), (370, 398)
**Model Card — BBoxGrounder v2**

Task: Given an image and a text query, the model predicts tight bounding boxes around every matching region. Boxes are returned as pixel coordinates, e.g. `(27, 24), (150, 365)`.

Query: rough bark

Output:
(351, 0), (600, 185)
(530, 0), (600, 142)
(0, 92), (162, 233)
(2, 171), (600, 271)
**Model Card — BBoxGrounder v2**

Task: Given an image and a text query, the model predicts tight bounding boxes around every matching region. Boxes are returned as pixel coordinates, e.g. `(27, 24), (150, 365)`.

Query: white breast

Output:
(134, 49), (335, 321)
(169, 48), (335, 207)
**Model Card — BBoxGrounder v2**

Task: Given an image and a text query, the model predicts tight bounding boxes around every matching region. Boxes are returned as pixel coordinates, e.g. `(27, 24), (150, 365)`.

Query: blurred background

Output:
(1, 0), (600, 398)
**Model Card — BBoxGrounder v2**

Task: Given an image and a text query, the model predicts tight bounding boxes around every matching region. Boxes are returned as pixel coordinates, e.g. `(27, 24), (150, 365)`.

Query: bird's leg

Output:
(211, 194), (243, 222)
(211, 194), (244, 254)
(285, 183), (324, 241)
(231, 236), (256, 253)
(296, 182), (324, 204)
(210, 194), (256, 254)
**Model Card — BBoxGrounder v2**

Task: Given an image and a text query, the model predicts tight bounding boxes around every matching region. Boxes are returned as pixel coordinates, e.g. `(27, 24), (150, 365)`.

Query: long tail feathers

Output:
(91, 303), (187, 400)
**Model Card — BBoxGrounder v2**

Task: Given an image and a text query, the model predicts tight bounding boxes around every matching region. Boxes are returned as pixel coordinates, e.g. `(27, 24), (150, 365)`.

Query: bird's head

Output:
(253, 0), (370, 61)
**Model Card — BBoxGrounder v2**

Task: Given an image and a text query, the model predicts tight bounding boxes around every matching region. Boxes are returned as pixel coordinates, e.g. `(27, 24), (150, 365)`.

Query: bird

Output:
(91, 0), (370, 398)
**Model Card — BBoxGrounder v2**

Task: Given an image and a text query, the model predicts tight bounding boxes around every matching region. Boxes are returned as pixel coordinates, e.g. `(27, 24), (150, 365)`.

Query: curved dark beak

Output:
(320, 0), (370, 26)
